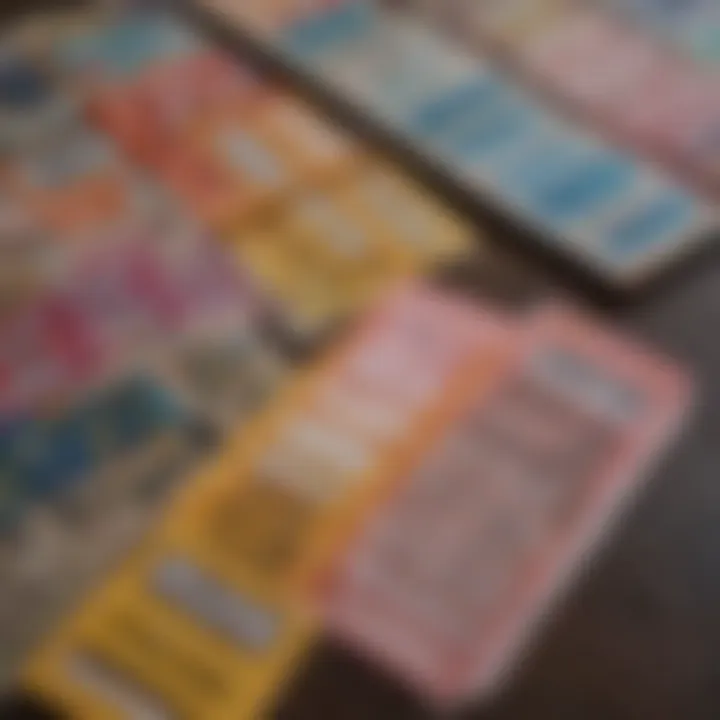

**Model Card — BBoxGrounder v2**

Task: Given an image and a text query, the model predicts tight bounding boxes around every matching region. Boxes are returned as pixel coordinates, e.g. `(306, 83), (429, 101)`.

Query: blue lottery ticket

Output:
(418, 84), (713, 279)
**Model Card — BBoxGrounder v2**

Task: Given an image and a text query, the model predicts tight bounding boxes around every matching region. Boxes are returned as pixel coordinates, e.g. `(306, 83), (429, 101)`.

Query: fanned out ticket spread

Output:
(315, 302), (692, 706)
(21, 285), (516, 719)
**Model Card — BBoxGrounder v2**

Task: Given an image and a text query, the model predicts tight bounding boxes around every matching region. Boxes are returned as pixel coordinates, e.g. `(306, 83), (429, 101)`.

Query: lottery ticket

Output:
(407, 75), (711, 280)
(317, 302), (692, 706)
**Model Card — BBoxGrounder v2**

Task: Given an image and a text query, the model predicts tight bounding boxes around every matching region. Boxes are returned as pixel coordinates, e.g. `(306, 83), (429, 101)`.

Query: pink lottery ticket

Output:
(317, 302), (692, 707)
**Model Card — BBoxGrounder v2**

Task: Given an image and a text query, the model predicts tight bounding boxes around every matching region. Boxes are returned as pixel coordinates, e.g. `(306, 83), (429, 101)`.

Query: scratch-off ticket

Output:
(318, 302), (691, 706)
